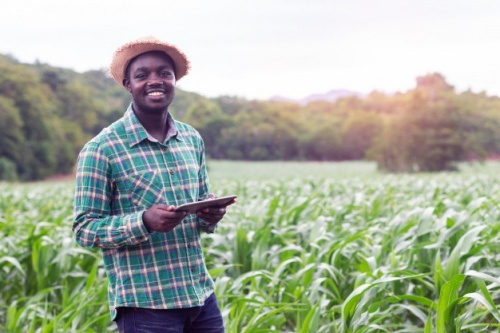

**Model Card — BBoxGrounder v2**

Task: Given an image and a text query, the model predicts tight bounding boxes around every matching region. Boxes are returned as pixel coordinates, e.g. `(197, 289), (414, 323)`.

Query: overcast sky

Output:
(1, 0), (499, 100)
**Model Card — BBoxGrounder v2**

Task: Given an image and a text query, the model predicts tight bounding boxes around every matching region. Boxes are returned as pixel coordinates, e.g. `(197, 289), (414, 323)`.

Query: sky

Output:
(1, 0), (499, 100)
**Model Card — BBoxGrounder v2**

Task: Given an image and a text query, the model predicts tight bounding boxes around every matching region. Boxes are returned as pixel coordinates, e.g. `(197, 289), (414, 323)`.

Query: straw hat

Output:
(109, 36), (190, 85)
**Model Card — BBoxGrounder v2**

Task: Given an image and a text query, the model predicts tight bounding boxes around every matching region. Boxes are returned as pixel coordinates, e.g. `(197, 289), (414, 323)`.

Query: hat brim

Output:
(109, 37), (190, 85)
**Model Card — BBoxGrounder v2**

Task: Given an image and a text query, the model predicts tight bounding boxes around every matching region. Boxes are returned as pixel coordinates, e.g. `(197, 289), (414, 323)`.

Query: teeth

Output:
(148, 92), (164, 96)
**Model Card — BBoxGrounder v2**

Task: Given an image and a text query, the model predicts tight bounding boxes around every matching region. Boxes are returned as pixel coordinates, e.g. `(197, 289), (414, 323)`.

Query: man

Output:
(73, 36), (234, 332)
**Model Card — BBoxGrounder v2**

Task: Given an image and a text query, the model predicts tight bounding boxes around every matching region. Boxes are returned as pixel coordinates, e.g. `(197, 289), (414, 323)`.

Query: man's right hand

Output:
(142, 204), (188, 233)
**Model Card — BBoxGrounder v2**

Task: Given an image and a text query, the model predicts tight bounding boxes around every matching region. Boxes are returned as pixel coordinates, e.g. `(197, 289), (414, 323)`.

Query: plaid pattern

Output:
(73, 105), (214, 320)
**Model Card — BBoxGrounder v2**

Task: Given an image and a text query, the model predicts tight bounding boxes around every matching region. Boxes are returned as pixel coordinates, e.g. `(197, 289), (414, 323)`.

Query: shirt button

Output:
(176, 195), (181, 199)
(170, 170), (174, 175)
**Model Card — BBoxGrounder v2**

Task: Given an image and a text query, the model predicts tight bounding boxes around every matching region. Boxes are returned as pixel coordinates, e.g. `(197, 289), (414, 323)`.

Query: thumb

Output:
(156, 204), (175, 211)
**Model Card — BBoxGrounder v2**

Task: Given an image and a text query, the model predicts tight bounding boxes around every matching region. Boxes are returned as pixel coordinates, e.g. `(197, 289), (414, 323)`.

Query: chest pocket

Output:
(126, 170), (165, 209)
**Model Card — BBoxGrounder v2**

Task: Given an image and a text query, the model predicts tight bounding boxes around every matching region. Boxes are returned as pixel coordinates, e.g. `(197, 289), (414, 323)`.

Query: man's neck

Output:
(132, 105), (169, 143)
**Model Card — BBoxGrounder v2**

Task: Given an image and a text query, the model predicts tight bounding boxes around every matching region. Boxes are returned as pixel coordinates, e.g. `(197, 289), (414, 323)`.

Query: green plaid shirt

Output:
(73, 105), (214, 320)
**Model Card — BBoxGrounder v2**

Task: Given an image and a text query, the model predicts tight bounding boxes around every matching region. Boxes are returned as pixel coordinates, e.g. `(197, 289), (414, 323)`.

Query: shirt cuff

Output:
(128, 211), (151, 243)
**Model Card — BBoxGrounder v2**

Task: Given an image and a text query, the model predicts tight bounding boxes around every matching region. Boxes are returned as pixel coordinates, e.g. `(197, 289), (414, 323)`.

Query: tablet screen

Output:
(174, 195), (237, 214)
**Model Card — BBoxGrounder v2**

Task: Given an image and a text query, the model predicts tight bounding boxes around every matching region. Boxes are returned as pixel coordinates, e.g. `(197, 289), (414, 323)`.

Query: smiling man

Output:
(73, 36), (233, 333)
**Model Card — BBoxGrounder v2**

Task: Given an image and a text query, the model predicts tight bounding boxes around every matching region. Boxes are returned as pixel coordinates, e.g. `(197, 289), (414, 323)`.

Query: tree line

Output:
(0, 54), (499, 181)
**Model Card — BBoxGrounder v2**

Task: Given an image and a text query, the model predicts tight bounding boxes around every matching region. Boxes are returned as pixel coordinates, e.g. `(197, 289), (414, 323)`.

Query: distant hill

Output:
(271, 89), (364, 105)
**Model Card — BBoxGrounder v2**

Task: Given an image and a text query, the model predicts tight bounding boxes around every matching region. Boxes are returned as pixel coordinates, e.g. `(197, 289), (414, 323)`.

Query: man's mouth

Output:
(147, 91), (165, 97)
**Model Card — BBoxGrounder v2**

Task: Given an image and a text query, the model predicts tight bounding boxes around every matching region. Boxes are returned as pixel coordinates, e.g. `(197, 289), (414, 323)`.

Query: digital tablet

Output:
(174, 195), (237, 214)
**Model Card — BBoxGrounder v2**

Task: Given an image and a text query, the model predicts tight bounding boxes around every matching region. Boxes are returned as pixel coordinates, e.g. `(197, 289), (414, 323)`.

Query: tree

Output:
(0, 157), (17, 181)
(300, 123), (342, 160)
(0, 96), (23, 165)
(339, 111), (383, 160)
(55, 81), (99, 133)
(2, 53), (500, 179)
(369, 73), (489, 172)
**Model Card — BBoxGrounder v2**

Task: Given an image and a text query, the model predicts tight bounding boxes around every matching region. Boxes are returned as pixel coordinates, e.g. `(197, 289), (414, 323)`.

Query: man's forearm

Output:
(73, 210), (151, 249)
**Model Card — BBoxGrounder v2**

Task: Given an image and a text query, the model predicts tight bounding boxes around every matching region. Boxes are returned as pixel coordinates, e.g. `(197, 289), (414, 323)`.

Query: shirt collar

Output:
(124, 104), (182, 147)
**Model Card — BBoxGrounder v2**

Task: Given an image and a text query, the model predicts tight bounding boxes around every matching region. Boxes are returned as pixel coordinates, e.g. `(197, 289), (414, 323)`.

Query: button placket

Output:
(169, 165), (183, 201)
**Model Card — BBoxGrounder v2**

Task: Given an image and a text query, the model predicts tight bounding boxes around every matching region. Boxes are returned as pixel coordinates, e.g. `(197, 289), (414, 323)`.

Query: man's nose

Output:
(147, 74), (162, 85)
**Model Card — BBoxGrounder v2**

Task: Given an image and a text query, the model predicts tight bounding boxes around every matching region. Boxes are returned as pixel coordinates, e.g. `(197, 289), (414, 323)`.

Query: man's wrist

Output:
(141, 211), (154, 234)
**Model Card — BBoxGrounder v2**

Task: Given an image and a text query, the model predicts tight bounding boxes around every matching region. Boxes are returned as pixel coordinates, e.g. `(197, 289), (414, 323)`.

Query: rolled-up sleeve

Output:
(73, 141), (150, 249)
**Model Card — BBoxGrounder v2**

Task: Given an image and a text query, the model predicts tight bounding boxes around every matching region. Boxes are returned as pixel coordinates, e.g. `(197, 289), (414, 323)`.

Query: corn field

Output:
(1, 163), (500, 332)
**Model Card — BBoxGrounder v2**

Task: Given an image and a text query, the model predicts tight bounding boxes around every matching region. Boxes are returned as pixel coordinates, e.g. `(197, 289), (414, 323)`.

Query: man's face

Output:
(123, 51), (176, 114)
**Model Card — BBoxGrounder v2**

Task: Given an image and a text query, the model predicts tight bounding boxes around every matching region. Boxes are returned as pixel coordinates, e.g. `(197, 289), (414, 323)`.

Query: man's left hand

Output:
(196, 194), (236, 227)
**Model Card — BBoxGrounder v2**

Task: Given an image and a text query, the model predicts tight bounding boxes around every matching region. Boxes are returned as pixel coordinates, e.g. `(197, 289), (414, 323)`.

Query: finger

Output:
(167, 210), (187, 218)
(198, 215), (219, 224)
(156, 204), (176, 211)
(197, 214), (224, 223)
(214, 207), (226, 214)
(164, 215), (186, 225)
(158, 211), (187, 222)
(199, 207), (225, 215)
(155, 203), (172, 210)
(220, 199), (236, 207)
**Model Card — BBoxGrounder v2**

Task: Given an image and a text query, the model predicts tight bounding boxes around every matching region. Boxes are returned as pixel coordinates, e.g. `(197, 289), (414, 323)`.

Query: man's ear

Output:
(123, 78), (131, 92)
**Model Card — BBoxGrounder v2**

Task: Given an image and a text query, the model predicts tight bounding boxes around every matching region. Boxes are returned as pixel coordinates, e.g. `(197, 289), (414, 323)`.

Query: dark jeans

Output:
(116, 293), (224, 333)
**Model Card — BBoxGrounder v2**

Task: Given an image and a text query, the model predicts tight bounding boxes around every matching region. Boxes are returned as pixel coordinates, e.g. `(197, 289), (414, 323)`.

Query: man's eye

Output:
(159, 72), (171, 77)
(135, 73), (147, 79)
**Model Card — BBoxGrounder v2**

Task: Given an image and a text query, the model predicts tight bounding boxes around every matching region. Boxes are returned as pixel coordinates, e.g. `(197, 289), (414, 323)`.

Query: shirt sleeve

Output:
(196, 137), (216, 233)
(73, 141), (151, 249)
(197, 137), (210, 201)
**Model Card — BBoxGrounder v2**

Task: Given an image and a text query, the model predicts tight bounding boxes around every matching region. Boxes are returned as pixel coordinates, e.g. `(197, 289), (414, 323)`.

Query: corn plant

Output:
(1, 163), (500, 332)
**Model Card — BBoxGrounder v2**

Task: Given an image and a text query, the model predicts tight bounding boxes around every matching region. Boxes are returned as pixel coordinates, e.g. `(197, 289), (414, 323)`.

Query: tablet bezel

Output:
(173, 195), (237, 214)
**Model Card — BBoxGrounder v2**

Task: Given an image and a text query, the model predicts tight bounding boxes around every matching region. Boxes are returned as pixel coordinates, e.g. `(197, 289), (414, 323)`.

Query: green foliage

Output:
(370, 73), (496, 172)
(0, 184), (111, 332)
(0, 157), (17, 181)
(0, 63), (58, 180)
(0, 96), (23, 164)
(1, 54), (500, 180)
(184, 74), (499, 170)
(0, 57), (127, 180)
(339, 111), (383, 160)
(1, 162), (500, 331)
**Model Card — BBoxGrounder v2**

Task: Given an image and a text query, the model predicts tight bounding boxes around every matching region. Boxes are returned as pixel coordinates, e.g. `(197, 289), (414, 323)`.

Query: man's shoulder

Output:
(82, 117), (127, 152)
(174, 119), (202, 139)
